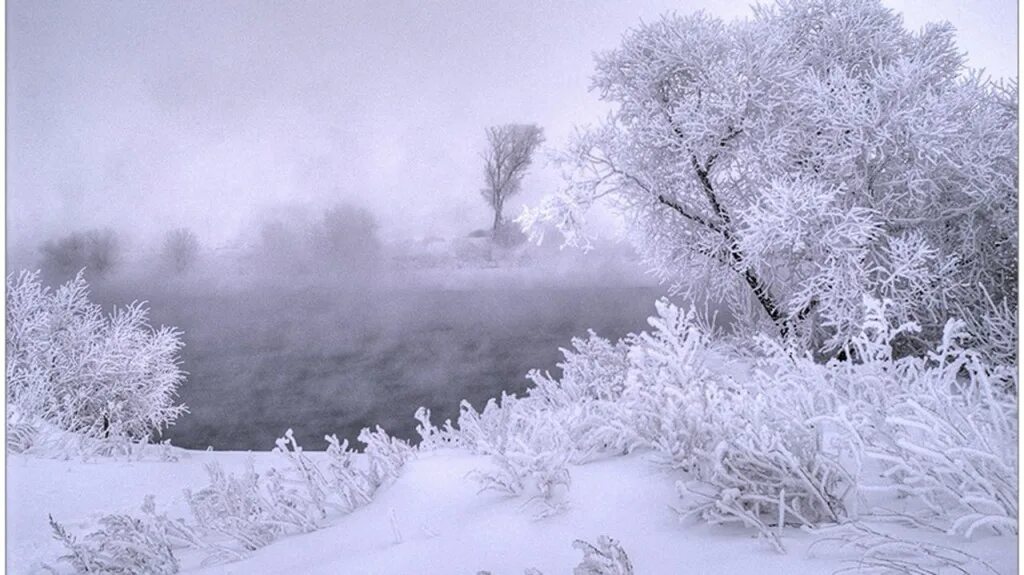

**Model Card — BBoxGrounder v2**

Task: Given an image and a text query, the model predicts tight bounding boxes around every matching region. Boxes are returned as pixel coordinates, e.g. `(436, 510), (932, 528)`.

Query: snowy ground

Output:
(9, 447), (1018, 574)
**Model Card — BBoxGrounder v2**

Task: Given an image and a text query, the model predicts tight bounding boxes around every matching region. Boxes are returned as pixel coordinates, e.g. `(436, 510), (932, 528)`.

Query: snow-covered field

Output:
(10, 445), (1017, 574)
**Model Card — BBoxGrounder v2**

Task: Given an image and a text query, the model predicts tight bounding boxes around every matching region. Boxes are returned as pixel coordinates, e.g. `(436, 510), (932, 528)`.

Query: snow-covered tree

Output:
(521, 0), (1017, 354)
(482, 124), (545, 237)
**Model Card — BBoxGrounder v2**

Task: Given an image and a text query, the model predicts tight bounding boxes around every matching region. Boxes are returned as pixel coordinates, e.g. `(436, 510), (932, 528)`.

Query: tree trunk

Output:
(687, 154), (802, 340)
(492, 200), (503, 235)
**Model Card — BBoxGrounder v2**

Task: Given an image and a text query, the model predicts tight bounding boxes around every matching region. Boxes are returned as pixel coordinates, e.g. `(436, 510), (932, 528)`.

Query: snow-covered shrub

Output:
(6, 270), (187, 445)
(7, 420), (37, 453)
(50, 498), (181, 575)
(528, 331), (630, 405)
(359, 425), (415, 487)
(674, 297), (1017, 549)
(616, 301), (735, 470)
(447, 300), (853, 527)
(684, 297), (1017, 548)
(955, 286), (1018, 373)
(6, 406), (183, 461)
(455, 332), (633, 469)
(50, 495), (238, 573)
(597, 301), (850, 551)
(7, 270), (104, 429)
(811, 522), (1000, 575)
(846, 318), (1018, 538)
(471, 432), (572, 518)
(449, 295), (1015, 552)
(271, 429), (332, 523)
(414, 406), (465, 450)
(268, 426), (412, 522)
(524, 333), (636, 462)
(572, 536), (634, 575)
(6, 405), (40, 453)
(454, 393), (522, 456)
(262, 466), (324, 534)
(460, 395), (573, 518)
(185, 461), (282, 552)
(186, 427), (415, 557)
(477, 535), (632, 575)
(323, 433), (376, 512)
(185, 452), (333, 556)
(53, 425), (414, 570)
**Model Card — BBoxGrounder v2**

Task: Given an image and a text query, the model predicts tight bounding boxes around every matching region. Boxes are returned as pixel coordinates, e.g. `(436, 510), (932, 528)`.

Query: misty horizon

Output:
(7, 0), (1017, 255)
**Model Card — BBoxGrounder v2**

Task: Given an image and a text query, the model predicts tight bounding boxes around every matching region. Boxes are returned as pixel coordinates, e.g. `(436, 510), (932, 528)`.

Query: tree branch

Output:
(691, 155), (732, 229)
(656, 194), (723, 234)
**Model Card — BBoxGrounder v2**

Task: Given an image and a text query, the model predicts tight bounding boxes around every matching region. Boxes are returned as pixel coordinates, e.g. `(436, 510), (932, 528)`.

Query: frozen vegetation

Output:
(6, 0), (1018, 573)
(7, 275), (1018, 573)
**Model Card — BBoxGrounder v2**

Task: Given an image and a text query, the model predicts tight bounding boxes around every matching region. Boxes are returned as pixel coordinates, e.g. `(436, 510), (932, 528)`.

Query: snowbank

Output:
(10, 447), (1017, 574)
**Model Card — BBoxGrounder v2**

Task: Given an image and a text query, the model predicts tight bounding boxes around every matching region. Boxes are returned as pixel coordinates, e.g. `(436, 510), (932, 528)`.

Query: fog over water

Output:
(72, 223), (666, 449)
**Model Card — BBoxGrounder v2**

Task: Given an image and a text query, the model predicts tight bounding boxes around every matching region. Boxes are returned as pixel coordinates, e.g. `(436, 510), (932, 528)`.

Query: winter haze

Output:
(6, 0), (1016, 252)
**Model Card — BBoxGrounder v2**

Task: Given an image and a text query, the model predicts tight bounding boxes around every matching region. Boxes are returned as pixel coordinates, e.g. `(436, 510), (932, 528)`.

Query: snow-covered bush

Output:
(6, 404), (182, 461)
(572, 536), (634, 575)
(270, 426), (414, 519)
(601, 301), (850, 551)
(841, 316), (1018, 538)
(527, 331), (631, 407)
(188, 427), (413, 559)
(667, 297), (1016, 548)
(811, 522), (1000, 574)
(50, 497), (181, 575)
(184, 461), (284, 552)
(55, 425), (414, 569)
(671, 297), (1015, 547)
(6, 406), (39, 453)
(457, 395), (574, 517)
(955, 286), (1018, 374)
(414, 406), (465, 450)
(478, 536), (633, 575)
(360, 425), (415, 487)
(436, 300), (853, 528)
(443, 295), (1016, 552)
(443, 331), (633, 467)
(322, 433), (376, 512)
(6, 270), (187, 444)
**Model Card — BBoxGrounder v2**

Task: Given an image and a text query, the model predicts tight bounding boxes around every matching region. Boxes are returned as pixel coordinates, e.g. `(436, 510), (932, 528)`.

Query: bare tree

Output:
(481, 124), (544, 236)
(161, 228), (200, 274)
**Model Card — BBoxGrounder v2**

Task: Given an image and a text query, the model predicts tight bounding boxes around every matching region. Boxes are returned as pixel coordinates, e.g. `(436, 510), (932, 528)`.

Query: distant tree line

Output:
(250, 202), (382, 276)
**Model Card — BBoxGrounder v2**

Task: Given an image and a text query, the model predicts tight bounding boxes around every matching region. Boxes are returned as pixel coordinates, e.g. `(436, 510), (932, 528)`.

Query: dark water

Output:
(92, 280), (662, 450)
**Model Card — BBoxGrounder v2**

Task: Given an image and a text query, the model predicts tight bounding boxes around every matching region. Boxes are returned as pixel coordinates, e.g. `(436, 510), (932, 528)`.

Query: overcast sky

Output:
(7, 0), (1017, 252)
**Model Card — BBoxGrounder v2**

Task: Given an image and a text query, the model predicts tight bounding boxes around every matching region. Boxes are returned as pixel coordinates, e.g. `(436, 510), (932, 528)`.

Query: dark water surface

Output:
(93, 280), (662, 450)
